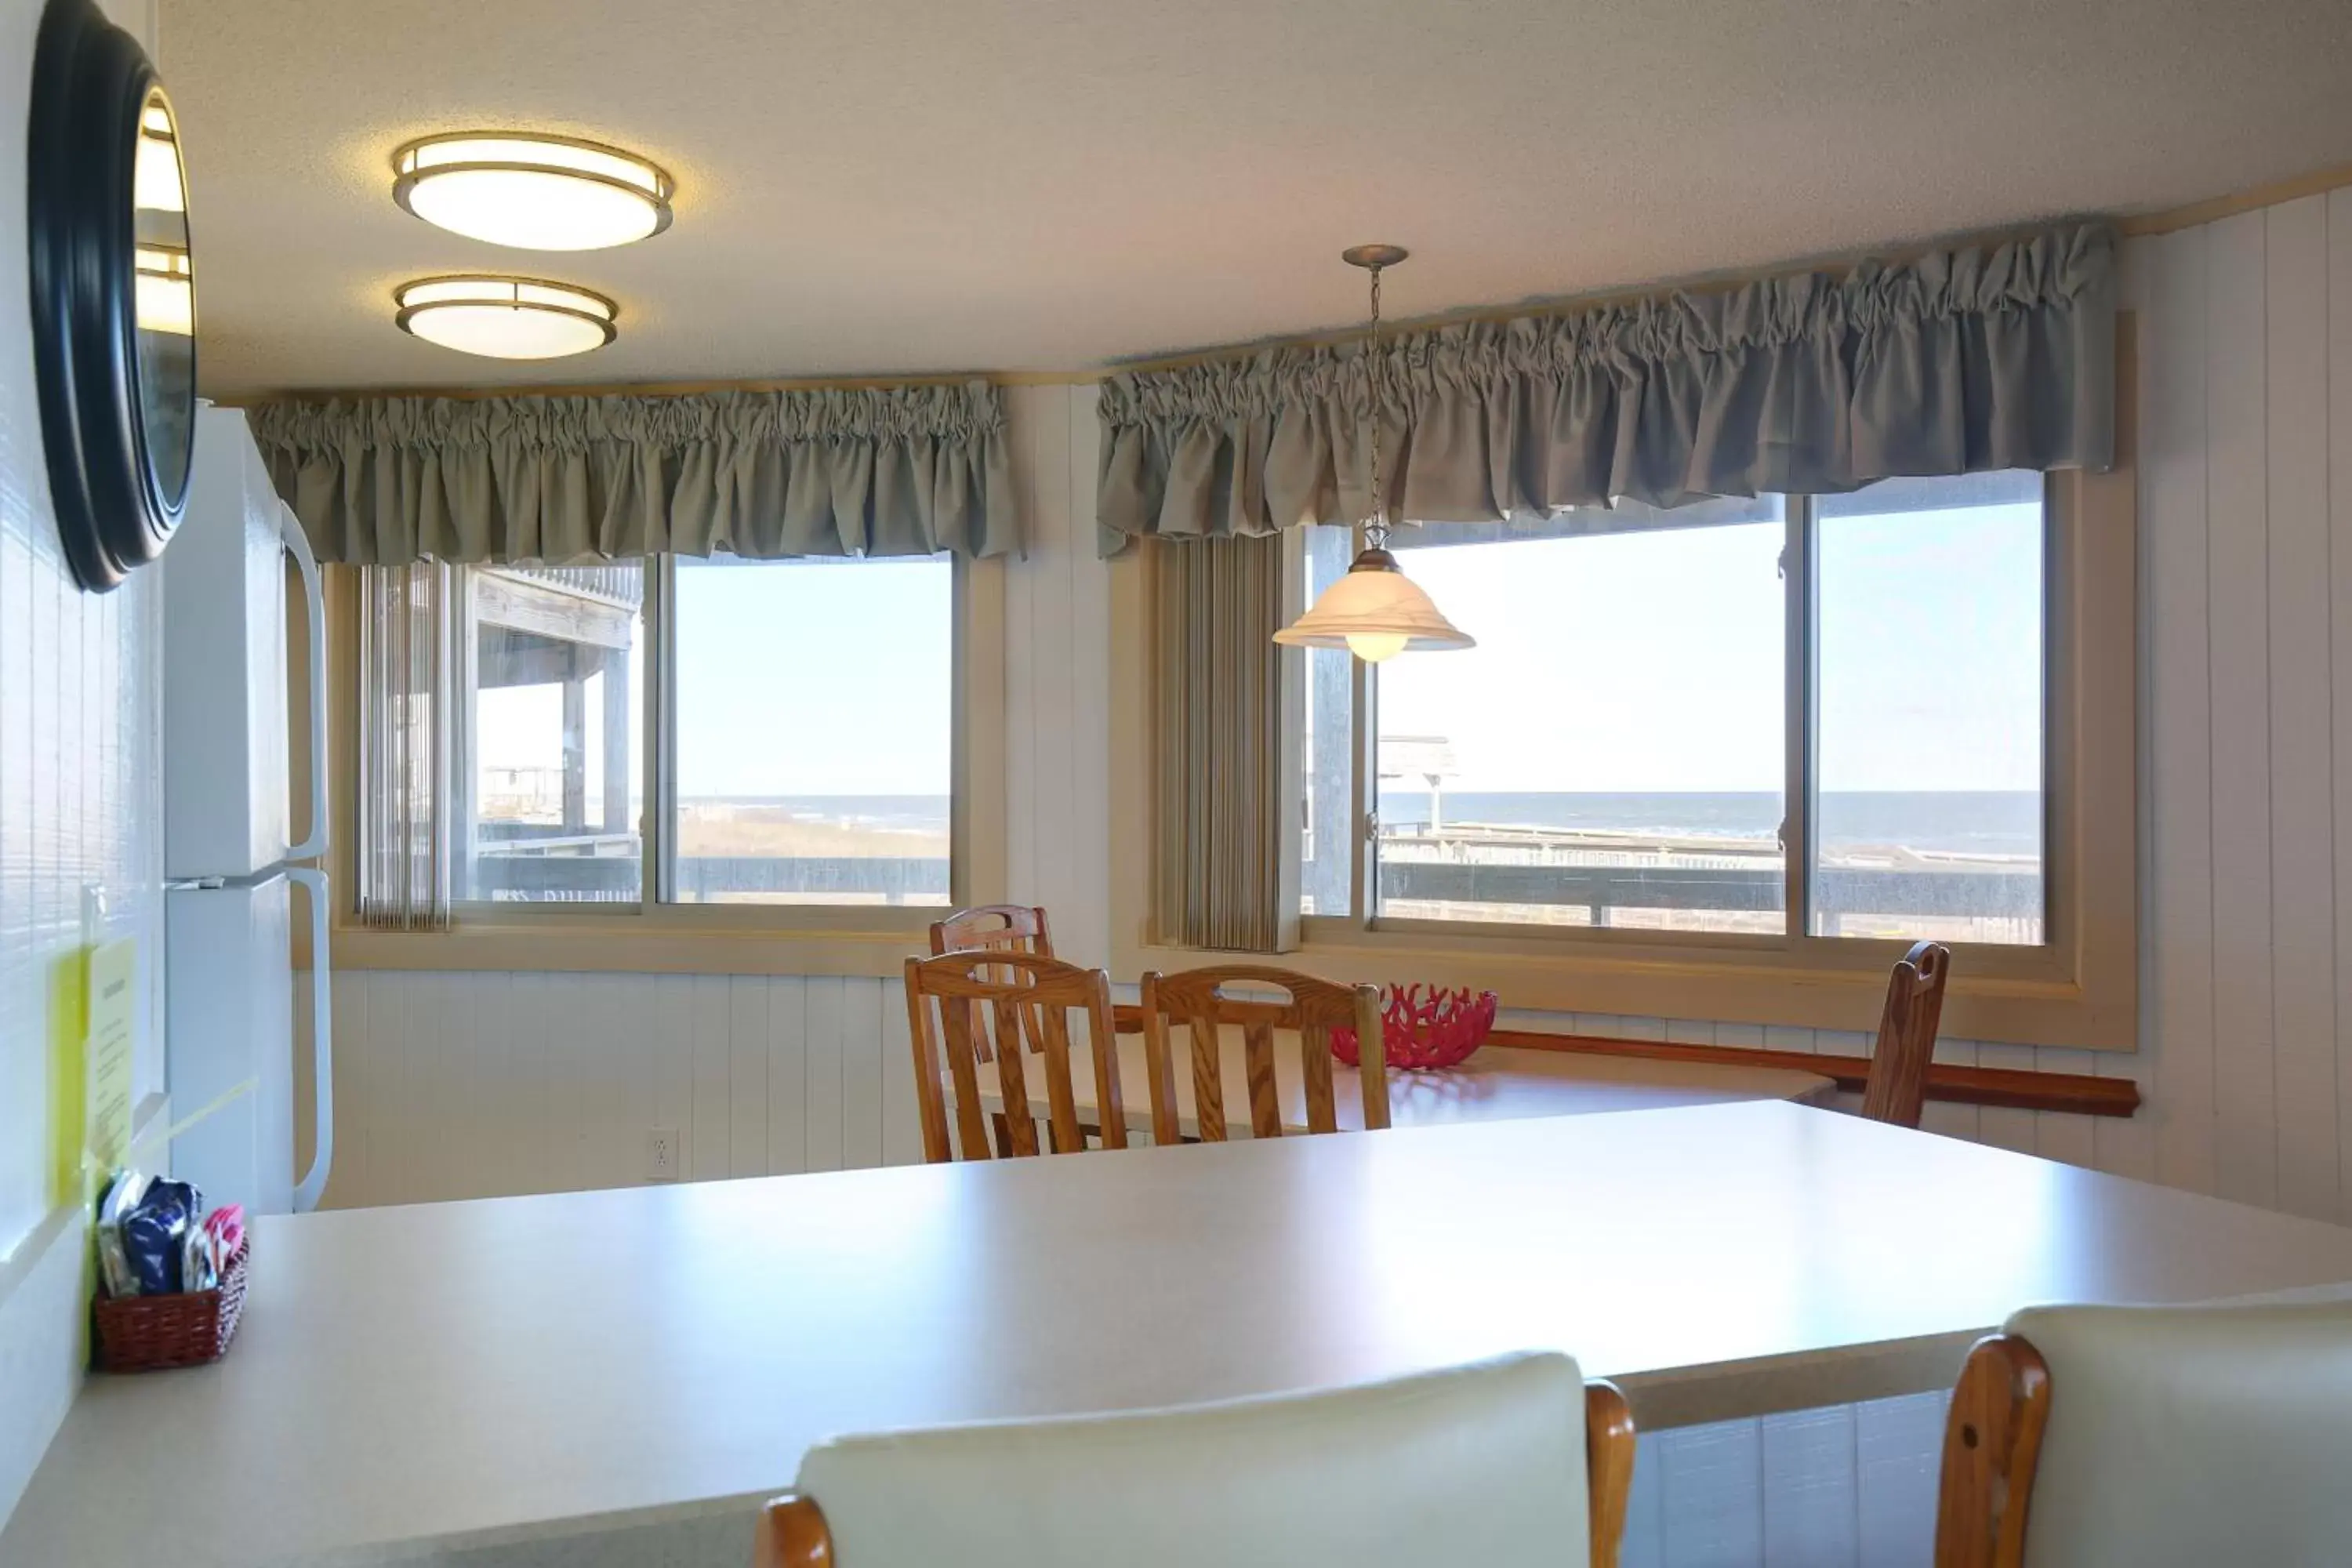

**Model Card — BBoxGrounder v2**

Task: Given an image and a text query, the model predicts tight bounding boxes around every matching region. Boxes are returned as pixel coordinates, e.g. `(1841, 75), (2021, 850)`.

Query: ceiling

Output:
(163, 0), (2352, 397)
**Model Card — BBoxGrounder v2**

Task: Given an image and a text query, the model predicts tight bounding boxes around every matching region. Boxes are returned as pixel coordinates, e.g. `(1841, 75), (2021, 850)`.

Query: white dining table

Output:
(966, 1031), (1834, 1139)
(13, 1102), (2352, 1567)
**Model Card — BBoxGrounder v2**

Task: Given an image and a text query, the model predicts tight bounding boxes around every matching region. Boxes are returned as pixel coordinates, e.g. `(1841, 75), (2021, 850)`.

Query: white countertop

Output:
(13, 1102), (2352, 1566)
(971, 1033), (1832, 1138)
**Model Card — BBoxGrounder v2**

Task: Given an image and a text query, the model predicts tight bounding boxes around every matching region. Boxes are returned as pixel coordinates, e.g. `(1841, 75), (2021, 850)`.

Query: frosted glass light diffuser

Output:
(1273, 548), (1475, 662)
(393, 132), (672, 251)
(394, 275), (618, 359)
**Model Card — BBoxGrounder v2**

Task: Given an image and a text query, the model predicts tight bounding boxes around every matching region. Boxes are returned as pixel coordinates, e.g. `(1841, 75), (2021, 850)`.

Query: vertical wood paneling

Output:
(880, 978), (921, 1167)
(2329, 189), (2352, 1226)
(690, 975), (731, 1181)
(1856, 1392), (1945, 1568)
(1761, 1406), (1859, 1568)
(728, 976), (769, 1180)
(804, 976), (846, 1172)
(1657, 1420), (1764, 1568)
(840, 977), (884, 1171)
(2264, 195), (2339, 1219)
(2146, 223), (2221, 1196)
(2206, 210), (2279, 1210)
(767, 977), (808, 1176)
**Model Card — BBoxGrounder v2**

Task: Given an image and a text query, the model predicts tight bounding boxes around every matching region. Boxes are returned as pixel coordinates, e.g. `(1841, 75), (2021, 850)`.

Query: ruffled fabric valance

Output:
(249, 382), (1019, 565)
(1098, 224), (2114, 552)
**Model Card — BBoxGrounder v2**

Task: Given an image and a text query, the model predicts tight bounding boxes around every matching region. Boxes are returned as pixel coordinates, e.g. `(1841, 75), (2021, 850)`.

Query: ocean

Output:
(681, 790), (2043, 859)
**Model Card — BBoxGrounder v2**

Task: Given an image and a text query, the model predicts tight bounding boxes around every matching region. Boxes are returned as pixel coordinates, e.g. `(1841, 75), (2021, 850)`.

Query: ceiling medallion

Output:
(392, 132), (672, 251)
(393, 275), (618, 360)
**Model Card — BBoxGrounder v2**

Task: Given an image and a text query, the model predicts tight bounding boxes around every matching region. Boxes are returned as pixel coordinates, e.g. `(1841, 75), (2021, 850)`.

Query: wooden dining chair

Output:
(1134, 965), (1388, 1143)
(1933, 1300), (2352, 1567)
(1859, 940), (1951, 1128)
(903, 950), (1124, 1163)
(928, 903), (1054, 960)
(925, 906), (1054, 1064)
(757, 1351), (1639, 1568)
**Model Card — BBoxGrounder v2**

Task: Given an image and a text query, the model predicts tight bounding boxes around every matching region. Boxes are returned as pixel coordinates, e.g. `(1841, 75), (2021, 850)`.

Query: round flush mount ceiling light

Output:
(393, 275), (617, 359)
(392, 132), (672, 250)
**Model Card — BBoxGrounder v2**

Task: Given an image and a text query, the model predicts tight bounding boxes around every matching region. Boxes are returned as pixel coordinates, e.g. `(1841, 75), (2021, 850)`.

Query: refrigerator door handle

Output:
(280, 506), (329, 865)
(287, 866), (335, 1213)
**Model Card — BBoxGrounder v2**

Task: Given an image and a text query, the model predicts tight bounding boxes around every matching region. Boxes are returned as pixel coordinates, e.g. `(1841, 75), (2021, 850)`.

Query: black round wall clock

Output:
(27, 0), (197, 593)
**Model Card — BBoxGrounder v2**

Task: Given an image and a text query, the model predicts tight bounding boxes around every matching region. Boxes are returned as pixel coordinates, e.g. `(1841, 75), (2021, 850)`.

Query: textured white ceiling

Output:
(161, 0), (2352, 397)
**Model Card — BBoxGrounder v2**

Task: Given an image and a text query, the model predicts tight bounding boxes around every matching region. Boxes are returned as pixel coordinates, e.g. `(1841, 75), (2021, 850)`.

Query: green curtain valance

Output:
(249, 382), (1020, 566)
(1096, 224), (2114, 553)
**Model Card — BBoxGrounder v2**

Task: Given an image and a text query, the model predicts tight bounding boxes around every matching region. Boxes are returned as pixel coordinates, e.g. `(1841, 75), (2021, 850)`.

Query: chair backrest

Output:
(757, 1352), (1638, 1568)
(1135, 965), (1388, 1143)
(929, 904), (1054, 960)
(1933, 1301), (2352, 1568)
(903, 951), (1124, 1163)
(925, 906), (1054, 1065)
(1860, 940), (1951, 1127)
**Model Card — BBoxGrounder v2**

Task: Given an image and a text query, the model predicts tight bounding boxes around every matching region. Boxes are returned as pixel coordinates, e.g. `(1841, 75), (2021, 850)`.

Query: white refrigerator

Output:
(162, 405), (333, 1215)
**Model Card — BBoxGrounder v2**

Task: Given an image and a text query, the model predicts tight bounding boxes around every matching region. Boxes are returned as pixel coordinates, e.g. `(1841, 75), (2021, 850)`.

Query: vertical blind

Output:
(354, 562), (459, 929)
(1151, 534), (1290, 951)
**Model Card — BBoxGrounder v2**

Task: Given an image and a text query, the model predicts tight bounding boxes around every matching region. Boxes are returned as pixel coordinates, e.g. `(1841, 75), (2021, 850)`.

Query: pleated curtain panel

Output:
(1096, 224), (2116, 549)
(249, 382), (1020, 565)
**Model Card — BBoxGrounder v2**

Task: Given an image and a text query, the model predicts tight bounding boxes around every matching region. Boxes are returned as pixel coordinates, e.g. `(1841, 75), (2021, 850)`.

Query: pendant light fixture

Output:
(393, 132), (673, 251)
(393, 274), (617, 359)
(1273, 245), (1472, 663)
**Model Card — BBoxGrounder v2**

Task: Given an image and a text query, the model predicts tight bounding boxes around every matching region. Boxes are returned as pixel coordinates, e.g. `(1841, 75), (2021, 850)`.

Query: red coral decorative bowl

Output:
(1331, 985), (1500, 1071)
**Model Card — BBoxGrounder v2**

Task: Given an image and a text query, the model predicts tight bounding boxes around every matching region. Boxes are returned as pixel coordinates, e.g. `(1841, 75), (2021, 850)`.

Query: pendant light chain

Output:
(1365, 260), (1388, 553)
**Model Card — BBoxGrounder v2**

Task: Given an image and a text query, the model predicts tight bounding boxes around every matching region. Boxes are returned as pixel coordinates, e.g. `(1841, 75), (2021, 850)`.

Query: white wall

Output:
(0, 0), (169, 1529)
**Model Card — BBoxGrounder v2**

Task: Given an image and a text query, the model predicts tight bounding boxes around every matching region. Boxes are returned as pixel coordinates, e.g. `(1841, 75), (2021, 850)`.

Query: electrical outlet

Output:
(645, 1127), (681, 1182)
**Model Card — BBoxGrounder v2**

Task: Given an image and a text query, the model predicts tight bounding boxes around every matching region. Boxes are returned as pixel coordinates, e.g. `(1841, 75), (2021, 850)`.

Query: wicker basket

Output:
(93, 1239), (249, 1373)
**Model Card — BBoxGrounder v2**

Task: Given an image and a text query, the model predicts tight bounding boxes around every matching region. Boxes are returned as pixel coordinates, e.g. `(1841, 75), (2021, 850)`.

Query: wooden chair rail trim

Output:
(1487, 1029), (2140, 1118)
(1103, 1005), (2138, 1117)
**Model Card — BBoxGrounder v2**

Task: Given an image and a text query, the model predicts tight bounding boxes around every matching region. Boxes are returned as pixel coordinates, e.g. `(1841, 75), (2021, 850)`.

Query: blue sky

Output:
(1378, 500), (2043, 794)
(478, 496), (2042, 804)
(673, 556), (953, 797)
(477, 557), (953, 800)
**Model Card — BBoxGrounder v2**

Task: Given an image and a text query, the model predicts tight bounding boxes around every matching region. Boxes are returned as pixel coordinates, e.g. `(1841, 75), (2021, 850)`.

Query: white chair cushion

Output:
(794, 1350), (1592, 1568)
(2008, 1301), (2352, 1568)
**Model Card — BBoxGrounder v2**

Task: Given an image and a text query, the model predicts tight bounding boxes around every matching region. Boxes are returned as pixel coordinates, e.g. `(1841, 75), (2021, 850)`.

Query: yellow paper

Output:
(83, 938), (137, 1174)
(48, 950), (88, 1210)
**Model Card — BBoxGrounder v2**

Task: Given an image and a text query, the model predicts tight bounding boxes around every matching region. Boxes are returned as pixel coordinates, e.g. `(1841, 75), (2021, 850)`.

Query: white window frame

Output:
(329, 550), (1002, 975)
(1110, 438), (2138, 1051)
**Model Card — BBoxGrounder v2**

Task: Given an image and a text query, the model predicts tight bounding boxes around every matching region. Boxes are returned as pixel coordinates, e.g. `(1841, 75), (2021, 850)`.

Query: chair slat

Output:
(1139, 1006), (1182, 1147)
(1036, 1004), (1085, 1154)
(1189, 1012), (1229, 1142)
(1301, 1024), (1337, 1134)
(989, 996), (1040, 1156)
(938, 983), (995, 1161)
(1083, 972), (1129, 1150)
(1243, 1021), (1282, 1139)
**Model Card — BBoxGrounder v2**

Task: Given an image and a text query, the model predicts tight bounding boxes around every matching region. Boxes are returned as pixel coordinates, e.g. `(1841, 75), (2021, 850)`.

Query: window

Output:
(462, 564), (645, 905)
(434, 552), (956, 918)
(1298, 474), (2049, 949)
(669, 556), (952, 906)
